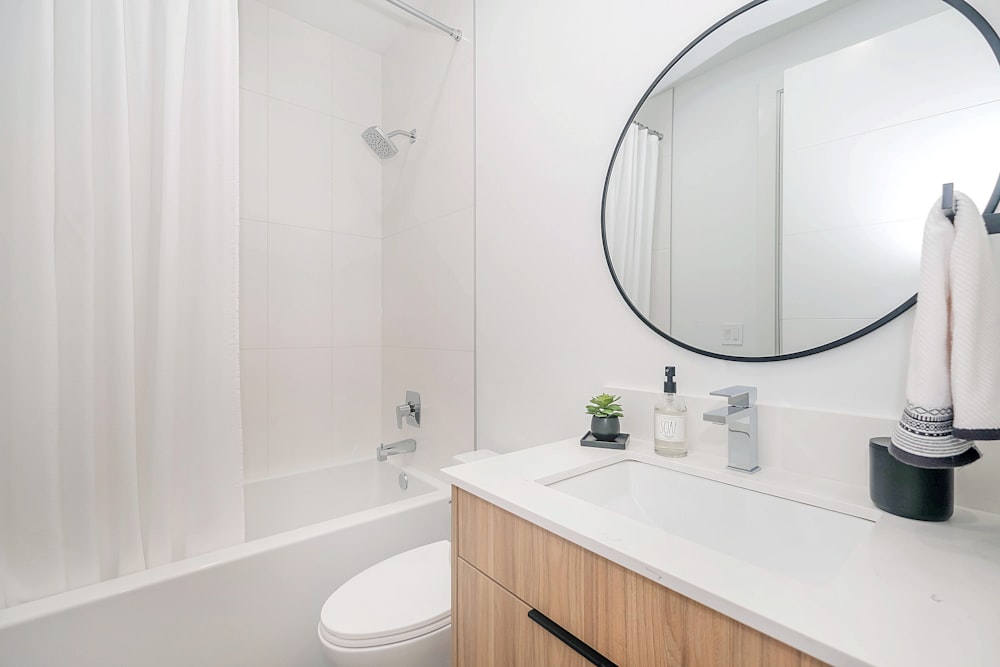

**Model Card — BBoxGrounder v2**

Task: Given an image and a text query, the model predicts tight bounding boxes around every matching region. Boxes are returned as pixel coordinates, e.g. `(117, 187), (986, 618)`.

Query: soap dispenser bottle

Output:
(654, 366), (687, 457)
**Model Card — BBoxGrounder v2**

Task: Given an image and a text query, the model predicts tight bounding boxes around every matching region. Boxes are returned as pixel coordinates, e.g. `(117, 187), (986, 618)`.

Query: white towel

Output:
(891, 192), (1000, 465)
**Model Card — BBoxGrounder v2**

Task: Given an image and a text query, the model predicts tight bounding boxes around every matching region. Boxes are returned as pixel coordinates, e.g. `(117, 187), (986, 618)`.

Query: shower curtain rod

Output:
(384, 0), (463, 41)
(632, 120), (663, 140)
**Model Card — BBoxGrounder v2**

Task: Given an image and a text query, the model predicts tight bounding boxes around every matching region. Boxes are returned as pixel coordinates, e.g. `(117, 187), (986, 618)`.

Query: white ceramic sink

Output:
(547, 459), (874, 584)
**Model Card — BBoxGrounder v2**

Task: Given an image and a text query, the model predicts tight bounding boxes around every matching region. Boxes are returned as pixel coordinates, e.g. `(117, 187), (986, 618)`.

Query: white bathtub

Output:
(0, 459), (451, 666)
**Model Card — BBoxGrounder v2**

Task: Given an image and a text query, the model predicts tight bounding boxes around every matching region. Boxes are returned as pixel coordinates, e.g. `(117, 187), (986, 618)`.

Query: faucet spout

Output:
(377, 438), (417, 462)
(703, 405), (745, 424)
(703, 387), (760, 474)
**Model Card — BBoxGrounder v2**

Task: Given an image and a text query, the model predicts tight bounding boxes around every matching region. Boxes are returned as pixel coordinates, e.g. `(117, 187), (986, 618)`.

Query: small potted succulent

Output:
(586, 393), (624, 441)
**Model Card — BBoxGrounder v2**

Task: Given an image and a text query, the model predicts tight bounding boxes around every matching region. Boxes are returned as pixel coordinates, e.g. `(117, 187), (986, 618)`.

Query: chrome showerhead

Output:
(361, 126), (416, 160)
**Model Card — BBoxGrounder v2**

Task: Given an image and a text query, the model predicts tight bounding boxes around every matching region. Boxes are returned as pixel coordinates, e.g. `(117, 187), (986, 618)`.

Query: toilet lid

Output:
(319, 540), (451, 649)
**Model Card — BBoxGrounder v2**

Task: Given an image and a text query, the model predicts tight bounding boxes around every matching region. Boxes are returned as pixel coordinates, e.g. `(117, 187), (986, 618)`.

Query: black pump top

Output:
(664, 366), (677, 393)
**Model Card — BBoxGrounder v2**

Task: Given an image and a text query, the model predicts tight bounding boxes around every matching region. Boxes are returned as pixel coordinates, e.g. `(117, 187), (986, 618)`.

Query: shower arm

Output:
(386, 128), (417, 144)
(383, 0), (463, 42)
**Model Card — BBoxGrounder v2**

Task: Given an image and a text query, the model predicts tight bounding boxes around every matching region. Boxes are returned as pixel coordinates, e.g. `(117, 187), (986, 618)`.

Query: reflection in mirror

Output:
(604, 0), (1000, 359)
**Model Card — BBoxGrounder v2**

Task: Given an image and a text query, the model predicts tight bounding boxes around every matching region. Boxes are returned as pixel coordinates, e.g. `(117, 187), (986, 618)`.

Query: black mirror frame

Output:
(601, 0), (1000, 362)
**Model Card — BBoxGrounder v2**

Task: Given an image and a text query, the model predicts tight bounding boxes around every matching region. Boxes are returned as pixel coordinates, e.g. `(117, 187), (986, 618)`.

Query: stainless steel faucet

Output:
(377, 438), (417, 462)
(702, 386), (760, 473)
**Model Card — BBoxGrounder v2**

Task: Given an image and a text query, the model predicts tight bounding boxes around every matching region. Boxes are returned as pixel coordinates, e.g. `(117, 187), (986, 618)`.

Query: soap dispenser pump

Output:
(654, 366), (687, 457)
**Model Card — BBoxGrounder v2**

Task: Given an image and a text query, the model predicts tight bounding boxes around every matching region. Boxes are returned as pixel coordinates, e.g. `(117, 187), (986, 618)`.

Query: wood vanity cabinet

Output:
(451, 487), (828, 667)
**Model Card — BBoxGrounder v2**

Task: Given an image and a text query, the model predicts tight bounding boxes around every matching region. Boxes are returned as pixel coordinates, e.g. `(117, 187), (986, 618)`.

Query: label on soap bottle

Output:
(655, 413), (686, 442)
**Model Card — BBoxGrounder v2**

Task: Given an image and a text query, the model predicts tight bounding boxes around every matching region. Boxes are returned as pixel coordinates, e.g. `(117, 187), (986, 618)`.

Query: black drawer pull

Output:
(527, 608), (619, 667)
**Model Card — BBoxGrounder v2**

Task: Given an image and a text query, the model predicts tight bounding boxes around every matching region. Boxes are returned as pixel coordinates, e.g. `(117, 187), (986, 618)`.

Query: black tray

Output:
(580, 431), (629, 449)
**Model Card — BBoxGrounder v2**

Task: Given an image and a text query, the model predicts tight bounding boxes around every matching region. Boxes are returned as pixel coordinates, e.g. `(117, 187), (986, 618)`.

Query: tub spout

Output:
(377, 438), (417, 462)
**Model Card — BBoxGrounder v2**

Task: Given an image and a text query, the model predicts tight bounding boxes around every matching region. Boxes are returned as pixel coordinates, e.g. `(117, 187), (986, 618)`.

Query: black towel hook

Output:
(941, 182), (1000, 234)
(942, 182), (955, 222)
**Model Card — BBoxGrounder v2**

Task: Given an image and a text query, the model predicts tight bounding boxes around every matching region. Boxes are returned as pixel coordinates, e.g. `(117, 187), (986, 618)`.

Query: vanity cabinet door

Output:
(454, 558), (592, 667)
(454, 487), (628, 664)
(625, 570), (821, 666)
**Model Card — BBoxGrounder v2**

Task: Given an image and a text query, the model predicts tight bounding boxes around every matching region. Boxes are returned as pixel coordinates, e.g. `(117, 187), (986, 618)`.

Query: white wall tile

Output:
(331, 33), (382, 127)
(238, 0), (478, 481)
(268, 99), (332, 230)
(332, 234), (382, 348)
(331, 346), (382, 461)
(238, 0), (267, 95)
(239, 90), (267, 223)
(267, 348), (334, 474)
(239, 219), (267, 349)
(331, 117), (382, 238)
(267, 224), (332, 348)
(382, 225), (432, 349)
(240, 349), (268, 479)
(238, 7), (403, 480)
(267, 9), (332, 114)
(428, 209), (474, 351)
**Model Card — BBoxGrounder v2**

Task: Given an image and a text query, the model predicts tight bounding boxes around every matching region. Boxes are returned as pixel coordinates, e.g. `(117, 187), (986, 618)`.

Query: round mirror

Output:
(602, 0), (1000, 361)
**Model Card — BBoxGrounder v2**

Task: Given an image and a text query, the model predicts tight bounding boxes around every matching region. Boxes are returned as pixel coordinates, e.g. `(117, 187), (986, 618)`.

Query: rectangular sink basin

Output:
(547, 460), (874, 584)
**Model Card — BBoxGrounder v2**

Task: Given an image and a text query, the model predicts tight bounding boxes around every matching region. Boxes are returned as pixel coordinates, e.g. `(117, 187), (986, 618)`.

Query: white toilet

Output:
(317, 540), (452, 667)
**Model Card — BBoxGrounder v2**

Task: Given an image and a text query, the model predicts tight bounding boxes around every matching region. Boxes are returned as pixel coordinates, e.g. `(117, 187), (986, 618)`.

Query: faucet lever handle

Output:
(396, 403), (414, 428)
(709, 385), (757, 408)
(395, 390), (422, 429)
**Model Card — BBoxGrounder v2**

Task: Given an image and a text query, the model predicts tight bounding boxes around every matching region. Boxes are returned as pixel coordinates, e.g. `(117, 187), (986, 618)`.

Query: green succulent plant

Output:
(585, 393), (624, 419)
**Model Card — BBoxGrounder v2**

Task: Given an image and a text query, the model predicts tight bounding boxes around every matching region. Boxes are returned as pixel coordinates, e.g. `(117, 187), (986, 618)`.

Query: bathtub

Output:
(0, 458), (451, 666)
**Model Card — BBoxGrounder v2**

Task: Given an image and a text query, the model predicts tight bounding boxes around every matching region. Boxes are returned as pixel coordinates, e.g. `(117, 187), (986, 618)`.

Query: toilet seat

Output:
(319, 540), (451, 650)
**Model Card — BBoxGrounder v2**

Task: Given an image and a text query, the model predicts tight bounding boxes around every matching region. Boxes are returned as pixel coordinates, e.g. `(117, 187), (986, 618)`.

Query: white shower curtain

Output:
(0, 1), (243, 608)
(606, 122), (660, 312)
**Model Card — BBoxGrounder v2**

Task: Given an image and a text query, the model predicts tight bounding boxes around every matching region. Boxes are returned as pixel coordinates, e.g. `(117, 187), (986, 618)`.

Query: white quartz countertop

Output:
(441, 438), (1000, 667)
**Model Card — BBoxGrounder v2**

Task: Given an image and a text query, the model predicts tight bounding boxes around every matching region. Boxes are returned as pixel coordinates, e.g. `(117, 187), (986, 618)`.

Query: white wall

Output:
(238, 1), (384, 478)
(380, 0), (475, 477)
(475, 0), (1000, 484)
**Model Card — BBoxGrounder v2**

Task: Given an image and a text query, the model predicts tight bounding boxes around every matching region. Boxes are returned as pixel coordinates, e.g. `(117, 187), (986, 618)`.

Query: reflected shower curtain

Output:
(606, 123), (659, 312)
(0, 1), (243, 607)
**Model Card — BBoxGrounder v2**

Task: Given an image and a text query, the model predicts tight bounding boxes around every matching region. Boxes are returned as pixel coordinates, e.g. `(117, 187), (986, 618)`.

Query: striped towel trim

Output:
(891, 402), (974, 458)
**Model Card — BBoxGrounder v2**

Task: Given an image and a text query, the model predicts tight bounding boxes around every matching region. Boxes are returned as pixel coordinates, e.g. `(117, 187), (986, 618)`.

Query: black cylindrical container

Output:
(869, 437), (953, 521)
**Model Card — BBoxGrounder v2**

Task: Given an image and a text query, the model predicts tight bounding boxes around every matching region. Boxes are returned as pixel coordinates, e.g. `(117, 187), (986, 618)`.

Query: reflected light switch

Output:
(721, 323), (744, 346)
